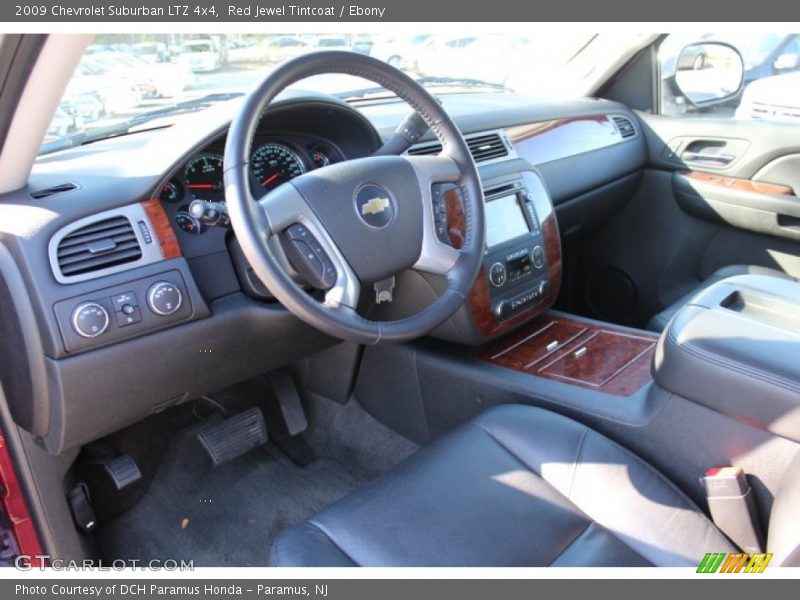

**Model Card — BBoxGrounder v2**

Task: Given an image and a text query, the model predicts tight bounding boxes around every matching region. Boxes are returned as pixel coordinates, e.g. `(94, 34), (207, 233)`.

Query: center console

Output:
(436, 162), (562, 345)
(653, 274), (800, 444)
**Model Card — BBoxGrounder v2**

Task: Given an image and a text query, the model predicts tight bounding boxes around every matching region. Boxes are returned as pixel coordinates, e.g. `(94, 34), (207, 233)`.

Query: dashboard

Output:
(0, 90), (646, 454)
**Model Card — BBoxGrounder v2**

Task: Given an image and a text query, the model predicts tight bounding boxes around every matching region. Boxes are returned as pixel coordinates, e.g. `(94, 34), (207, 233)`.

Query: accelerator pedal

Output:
(197, 408), (268, 466)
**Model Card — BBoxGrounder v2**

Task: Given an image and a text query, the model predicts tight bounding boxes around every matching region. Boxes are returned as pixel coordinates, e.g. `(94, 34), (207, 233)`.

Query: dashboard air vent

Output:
(466, 133), (508, 161)
(612, 116), (636, 139)
(30, 182), (78, 199)
(407, 142), (442, 157)
(56, 216), (142, 277)
(408, 132), (509, 163)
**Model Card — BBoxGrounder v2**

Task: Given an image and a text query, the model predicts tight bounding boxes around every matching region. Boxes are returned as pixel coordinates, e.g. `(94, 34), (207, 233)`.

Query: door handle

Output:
(681, 151), (736, 166)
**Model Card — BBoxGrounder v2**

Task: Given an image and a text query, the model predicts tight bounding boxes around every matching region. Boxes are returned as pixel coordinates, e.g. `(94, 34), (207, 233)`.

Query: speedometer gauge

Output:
(185, 153), (224, 200)
(251, 143), (306, 192)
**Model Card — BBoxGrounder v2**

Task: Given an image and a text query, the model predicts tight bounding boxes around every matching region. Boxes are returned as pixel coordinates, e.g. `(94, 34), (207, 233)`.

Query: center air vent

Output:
(407, 131), (511, 163)
(56, 216), (142, 277)
(611, 116), (636, 139)
(466, 133), (508, 161)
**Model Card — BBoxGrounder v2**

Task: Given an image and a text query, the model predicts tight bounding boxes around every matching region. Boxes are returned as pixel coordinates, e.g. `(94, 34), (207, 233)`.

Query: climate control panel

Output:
(54, 270), (194, 353)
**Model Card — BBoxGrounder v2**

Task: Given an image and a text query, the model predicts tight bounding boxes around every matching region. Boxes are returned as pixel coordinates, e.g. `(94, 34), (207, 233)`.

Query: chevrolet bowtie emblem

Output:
(361, 197), (390, 216)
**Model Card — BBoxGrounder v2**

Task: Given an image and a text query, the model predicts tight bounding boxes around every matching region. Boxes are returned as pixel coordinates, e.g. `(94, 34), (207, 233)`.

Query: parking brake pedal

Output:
(103, 455), (142, 491)
(197, 408), (268, 466)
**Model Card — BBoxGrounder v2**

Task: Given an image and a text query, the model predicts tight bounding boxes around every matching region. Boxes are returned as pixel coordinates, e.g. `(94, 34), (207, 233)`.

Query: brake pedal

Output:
(197, 408), (268, 466)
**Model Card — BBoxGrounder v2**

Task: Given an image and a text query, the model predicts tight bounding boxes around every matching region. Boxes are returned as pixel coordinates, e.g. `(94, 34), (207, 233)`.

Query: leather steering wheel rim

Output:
(224, 51), (485, 344)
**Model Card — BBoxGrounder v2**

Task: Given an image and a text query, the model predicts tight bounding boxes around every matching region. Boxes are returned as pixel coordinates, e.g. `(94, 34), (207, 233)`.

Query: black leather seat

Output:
(647, 265), (795, 331)
(271, 405), (744, 567)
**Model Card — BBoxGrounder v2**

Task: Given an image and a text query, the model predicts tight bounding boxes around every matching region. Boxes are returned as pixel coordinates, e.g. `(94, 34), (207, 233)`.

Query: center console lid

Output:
(653, 274), (800, 443)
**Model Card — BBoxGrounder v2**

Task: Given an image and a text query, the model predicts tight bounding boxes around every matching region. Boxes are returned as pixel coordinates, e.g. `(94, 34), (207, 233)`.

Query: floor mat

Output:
(97, 418), (361, 567)
(302, 392), (419, 479)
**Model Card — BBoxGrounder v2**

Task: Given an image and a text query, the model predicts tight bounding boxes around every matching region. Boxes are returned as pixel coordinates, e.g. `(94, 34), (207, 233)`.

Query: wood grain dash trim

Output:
(141, 199), (182, 260)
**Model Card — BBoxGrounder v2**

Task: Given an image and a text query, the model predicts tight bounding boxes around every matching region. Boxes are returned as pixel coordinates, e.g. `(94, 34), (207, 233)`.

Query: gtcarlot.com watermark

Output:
(14, 555), (194, 571)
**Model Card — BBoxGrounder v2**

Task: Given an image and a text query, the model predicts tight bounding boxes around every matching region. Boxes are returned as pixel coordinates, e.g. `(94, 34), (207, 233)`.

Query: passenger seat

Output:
(647, 265), (796, 331)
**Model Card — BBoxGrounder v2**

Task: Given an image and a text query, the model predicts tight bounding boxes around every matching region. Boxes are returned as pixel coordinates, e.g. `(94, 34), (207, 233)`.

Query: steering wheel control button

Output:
(147, 281), (183, 316)
(532, 245), (546, 269)
(432, 184), (451, 245)
(282, 225), (337, 289)
(489, 262), (507, 287)
(116, 305), (142, 327)
(354, 184), (395, 229)
(72, 302), (110, 338)
(111, 291), (138, 311)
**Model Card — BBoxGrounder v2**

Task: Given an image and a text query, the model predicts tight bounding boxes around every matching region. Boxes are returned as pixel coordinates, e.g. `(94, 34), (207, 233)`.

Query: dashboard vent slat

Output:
(466, 133), (508, 161)
(407, 142), (443, 157)
(408, 132), (509, 163)
(30, 182), (78, 199)
(611, 116), (636, 139)
(56, 216), (142, 277)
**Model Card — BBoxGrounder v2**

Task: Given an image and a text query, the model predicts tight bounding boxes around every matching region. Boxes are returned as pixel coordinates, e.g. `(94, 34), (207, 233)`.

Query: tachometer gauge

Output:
(185, 153), (224, 200)
(251, 143), (306, 192)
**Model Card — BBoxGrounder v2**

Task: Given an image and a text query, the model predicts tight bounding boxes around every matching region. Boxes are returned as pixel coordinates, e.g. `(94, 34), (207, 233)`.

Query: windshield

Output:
(43, 32), (645, 155)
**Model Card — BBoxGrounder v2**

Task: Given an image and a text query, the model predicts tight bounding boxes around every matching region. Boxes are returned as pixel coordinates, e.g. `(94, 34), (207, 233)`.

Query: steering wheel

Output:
(224, 51), (485, 344)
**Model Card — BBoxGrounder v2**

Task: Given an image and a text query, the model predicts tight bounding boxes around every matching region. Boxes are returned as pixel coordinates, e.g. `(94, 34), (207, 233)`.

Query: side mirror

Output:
(774, 53), (799, 71)
(674, 42), (744, 107)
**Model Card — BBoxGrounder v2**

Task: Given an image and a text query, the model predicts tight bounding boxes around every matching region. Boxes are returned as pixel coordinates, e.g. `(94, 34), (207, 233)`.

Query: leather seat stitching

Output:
(302, 520), (360, 566)
(546, 521), (595, 566)
(567, 429), (591, 500)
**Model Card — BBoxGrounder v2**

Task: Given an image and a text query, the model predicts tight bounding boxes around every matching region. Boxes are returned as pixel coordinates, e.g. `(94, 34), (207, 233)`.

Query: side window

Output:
(659, 33), (800, 122)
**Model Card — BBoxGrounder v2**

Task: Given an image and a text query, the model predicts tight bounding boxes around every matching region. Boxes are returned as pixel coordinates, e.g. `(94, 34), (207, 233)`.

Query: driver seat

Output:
(270, 405), (800, 567)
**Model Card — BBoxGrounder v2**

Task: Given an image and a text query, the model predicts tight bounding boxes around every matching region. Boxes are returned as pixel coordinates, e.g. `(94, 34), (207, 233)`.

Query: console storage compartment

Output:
(653, 274), (800, 443)
(477, 313), (657, 396)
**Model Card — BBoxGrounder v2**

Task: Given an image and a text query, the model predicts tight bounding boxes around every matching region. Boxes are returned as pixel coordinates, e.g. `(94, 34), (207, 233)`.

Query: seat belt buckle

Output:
(701, 466), (764, 554)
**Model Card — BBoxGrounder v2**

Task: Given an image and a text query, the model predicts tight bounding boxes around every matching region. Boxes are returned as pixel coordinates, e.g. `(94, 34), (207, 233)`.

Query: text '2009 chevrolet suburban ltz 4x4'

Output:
(0, 32), (800, 568)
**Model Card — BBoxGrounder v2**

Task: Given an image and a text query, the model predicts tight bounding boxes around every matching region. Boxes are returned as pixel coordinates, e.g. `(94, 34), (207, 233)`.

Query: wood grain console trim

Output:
(467, 212), (562, 337)
(679, 170), (794, 196)
(141, 199), (182, 260)
(476, 314), (657, 397)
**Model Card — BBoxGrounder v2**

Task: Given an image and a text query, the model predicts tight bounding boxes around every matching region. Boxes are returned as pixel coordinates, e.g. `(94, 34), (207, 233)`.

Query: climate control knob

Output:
(147, 281), (183, 316)
(71, 302), (110, 338)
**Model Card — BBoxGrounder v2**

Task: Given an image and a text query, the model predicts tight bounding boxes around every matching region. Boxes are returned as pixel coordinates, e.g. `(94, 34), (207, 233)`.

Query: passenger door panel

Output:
(575, 112), (800, 327)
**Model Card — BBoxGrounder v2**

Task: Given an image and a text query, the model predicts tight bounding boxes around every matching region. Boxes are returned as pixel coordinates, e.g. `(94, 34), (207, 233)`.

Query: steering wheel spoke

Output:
(258, 184), (361, 309)
(405, 154), (464, 276)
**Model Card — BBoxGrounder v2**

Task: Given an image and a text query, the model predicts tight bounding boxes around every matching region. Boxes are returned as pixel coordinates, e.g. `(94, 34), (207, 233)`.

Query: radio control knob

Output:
(532, 245), (545, 269)
(71, 302), (110, 338)
(147, 281), (183, 316)
(539, 280), (550, 296)
(489, 262), (507, 287)
(494, 300), (512, 320)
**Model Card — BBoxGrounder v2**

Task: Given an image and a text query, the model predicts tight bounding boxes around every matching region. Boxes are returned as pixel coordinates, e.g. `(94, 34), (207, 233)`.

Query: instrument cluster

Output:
(160, 136), (343, 235)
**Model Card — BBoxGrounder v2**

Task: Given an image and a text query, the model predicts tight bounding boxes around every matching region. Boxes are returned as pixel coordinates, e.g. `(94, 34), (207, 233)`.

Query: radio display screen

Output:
(485, 194), (529, 247)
